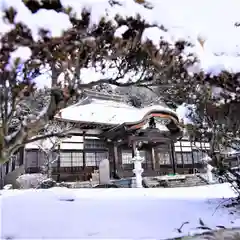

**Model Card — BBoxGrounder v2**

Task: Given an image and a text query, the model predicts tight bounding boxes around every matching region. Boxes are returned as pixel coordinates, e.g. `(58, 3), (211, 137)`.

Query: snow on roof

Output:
(57, 96), (178, 125)
(3, 0), (240, 87)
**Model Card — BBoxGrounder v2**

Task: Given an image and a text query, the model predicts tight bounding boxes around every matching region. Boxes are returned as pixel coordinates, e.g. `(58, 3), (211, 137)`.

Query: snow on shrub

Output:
(3, 184), (13, 190)
(16, 173), (48, 189)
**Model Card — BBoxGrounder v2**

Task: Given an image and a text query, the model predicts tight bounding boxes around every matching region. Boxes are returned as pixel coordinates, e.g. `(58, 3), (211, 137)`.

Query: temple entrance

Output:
(120, 148), (153, 174)
(153, 146), (175, 175)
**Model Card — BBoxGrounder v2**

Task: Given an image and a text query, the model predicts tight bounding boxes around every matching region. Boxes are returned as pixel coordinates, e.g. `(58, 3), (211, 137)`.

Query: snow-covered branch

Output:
(0, 0), (239, 165)
(33, 122), (72, 178)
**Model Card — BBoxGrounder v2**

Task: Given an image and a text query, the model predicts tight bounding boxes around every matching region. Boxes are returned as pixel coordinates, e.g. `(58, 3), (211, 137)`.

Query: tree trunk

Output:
(0, 150), (10, 164)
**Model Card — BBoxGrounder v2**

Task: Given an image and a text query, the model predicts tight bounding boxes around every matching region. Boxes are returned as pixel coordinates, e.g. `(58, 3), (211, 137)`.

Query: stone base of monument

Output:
(94, 183), (119, 188)
(91, 170), (100, 182)
(144, 174), (208, 188)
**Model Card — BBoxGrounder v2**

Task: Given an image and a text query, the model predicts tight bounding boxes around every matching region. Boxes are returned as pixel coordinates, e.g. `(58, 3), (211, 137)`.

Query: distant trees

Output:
(184, 85), (240, 162)
(116, 86), (158, 107)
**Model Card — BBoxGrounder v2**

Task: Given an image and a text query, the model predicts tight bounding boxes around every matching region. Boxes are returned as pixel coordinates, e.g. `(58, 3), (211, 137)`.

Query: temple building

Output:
(54, 89), (183, 181)
(0, 89), (211, 185)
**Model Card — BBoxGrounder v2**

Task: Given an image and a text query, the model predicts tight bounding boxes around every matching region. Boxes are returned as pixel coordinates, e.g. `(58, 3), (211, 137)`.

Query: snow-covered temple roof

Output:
(56, 89), (179, 126)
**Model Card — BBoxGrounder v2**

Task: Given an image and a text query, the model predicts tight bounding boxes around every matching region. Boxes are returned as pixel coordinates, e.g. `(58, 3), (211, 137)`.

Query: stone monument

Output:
(99, 158), (110, 184)
(206, 163), (214, 183)
(131, 149), (144, 188)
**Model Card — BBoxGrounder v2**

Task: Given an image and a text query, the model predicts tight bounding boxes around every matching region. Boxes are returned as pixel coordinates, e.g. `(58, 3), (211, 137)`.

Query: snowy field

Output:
(0, 183), (240, 239)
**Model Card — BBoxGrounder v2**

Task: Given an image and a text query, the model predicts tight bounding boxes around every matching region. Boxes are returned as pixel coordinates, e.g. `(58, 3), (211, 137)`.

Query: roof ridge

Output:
(83, 89), (125, 102)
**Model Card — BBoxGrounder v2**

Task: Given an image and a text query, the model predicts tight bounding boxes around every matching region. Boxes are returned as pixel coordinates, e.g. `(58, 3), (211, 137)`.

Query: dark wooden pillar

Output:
(113, 142), (118, 173)
(180, 141), (184, 169)
(19, 147), (24, 166)
(82, 131), (86, 169)
(151, 147), (156, 170)
(57, 143), (61, 182)
(170, 142), (176, 175)
(191, 141), (195, 172)
(82, 131), (86, 180)
(132, 141), (137, 157)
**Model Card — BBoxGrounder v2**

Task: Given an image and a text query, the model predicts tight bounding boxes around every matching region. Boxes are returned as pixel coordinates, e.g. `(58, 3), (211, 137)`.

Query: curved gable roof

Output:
(56, 97), (179, 126)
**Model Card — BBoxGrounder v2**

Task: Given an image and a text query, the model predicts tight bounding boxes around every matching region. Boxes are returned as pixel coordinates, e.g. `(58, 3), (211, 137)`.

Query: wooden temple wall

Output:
(16, 134), (211, 182)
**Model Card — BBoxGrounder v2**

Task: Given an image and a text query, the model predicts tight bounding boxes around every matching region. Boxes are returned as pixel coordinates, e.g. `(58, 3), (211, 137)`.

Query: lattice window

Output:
(72, 152), (83, 166)
(25, 151), (38, 168)
(122, 150), (146, 165)
(122, 151), (132, 164)
(60, 152), (72, 167)
(192, 150), (208, 163)
(158, 152), (170, 164)
(176, 153), (182, 164)
(96, 152), (108, 166)
(182, 152), (192, 164)
(193, 151), (200, 163)
(85, 152), (96, 166)
(84, 139), (106, 149)
(37, 151), (47, 166)
(85, 152), (108, 166)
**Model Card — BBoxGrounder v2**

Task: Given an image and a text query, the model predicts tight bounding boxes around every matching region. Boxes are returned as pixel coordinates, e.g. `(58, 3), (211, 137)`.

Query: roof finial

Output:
(197, 35), (206, 49)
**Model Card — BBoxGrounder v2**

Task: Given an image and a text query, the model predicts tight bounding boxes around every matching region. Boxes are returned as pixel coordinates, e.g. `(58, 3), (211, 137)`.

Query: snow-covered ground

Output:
(0, 183), (240, 239)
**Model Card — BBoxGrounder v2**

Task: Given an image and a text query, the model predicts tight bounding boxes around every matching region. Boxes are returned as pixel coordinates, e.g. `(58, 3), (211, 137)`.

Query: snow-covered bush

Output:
(56, 182), (71, 188)
(38, 178), (56, 189)
(94, 184), (119, 188)
(16, 173), (48, 189)
(3, 184), (13, 190)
